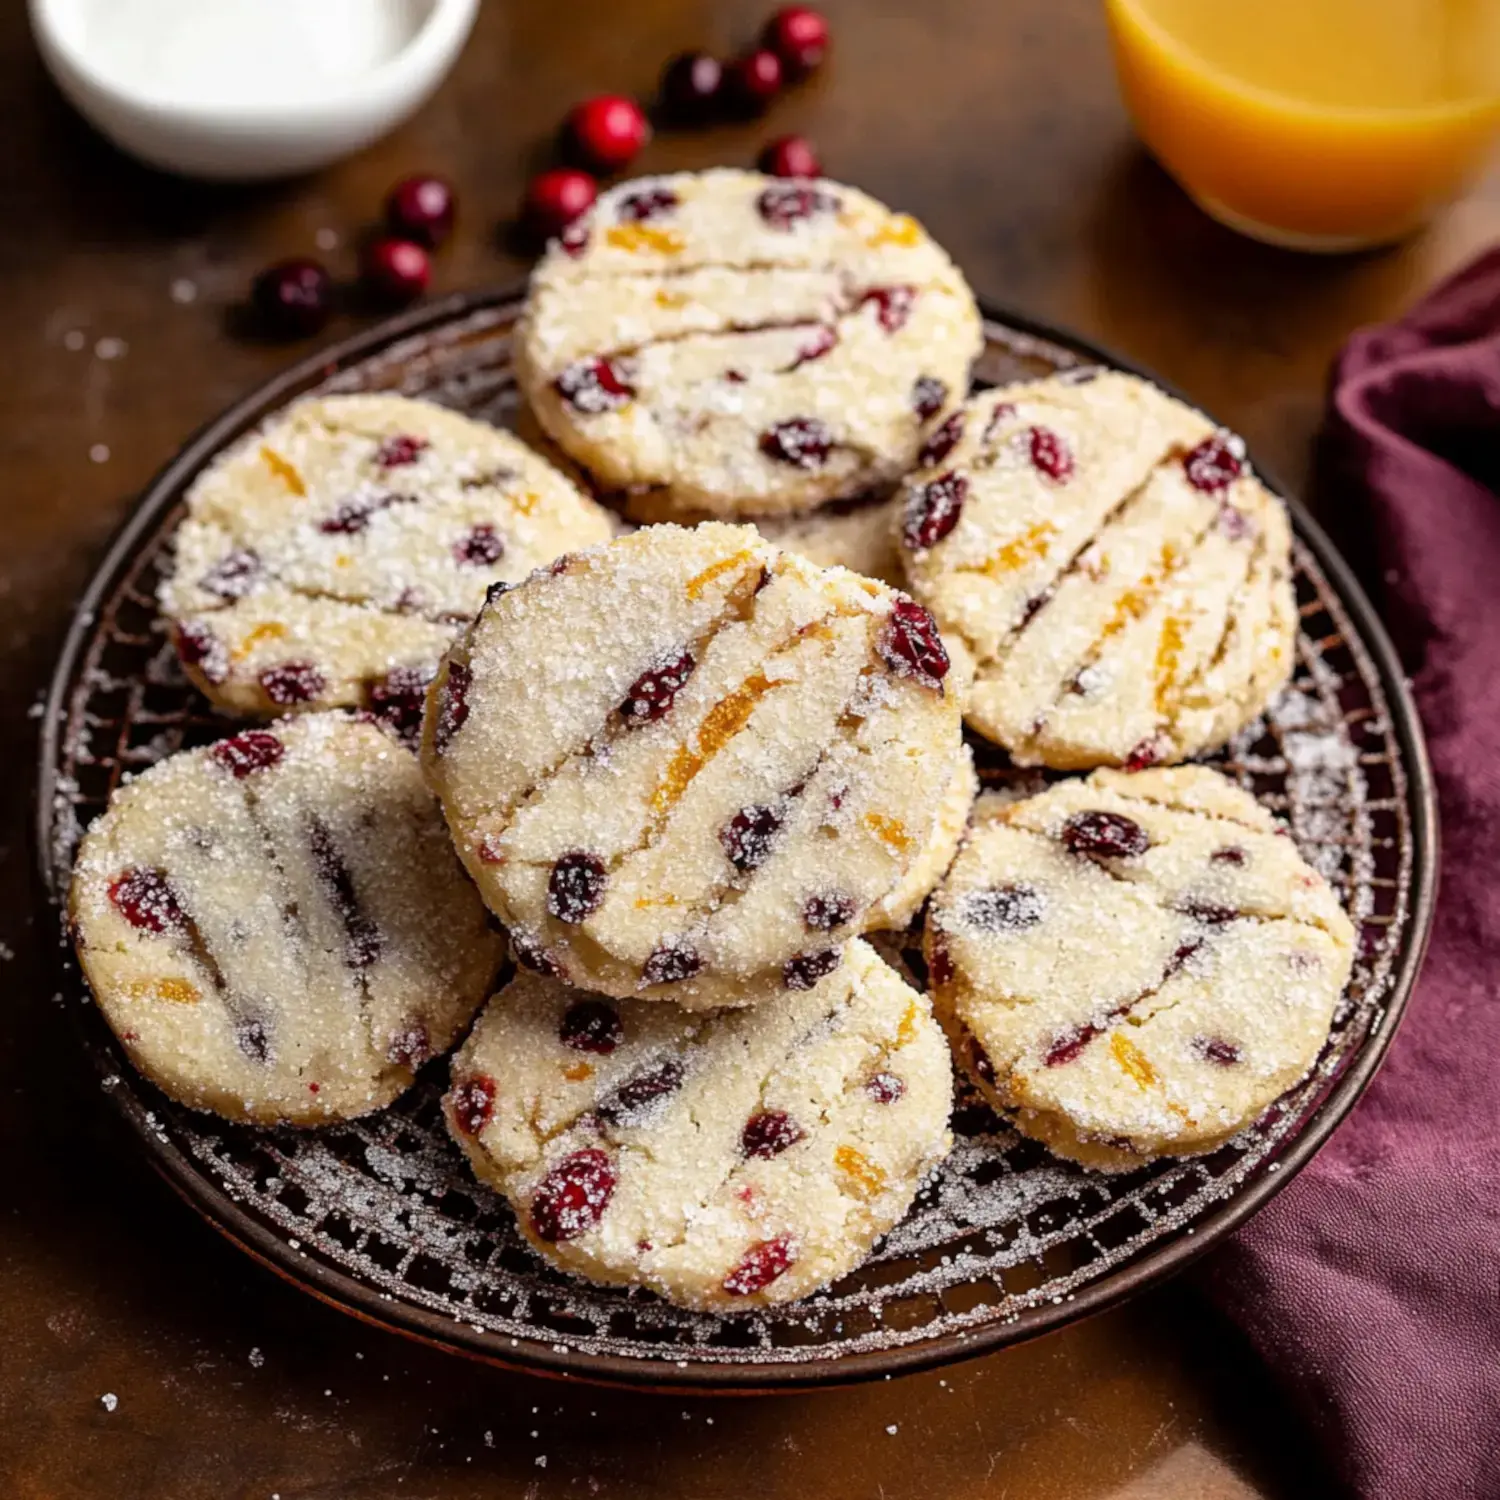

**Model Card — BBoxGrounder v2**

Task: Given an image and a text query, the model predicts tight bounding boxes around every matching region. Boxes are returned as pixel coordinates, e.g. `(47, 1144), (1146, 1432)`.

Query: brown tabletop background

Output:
(1, 2), (1486, 1495)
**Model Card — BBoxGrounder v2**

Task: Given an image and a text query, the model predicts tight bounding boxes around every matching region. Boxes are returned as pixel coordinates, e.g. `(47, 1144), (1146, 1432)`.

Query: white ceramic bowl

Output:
(30, 0), (478, 181)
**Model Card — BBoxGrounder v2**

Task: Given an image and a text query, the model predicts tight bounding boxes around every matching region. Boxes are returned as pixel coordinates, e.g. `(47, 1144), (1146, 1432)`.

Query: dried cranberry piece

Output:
(866, 1071), (905, 1104)
(741, 1110), (804, 1159)
(556, 357), (634, 414)
(531, 1148), (616, 1242)
(1028, 426), (1074, 481)
(621, 650), (695, 725)
(642, 945), (703, 986)
(560, 999), (624, 1055)
(1045, 1023), (1100, 1067)
(1060, 810), (1149, 859)
(309, 818), (381, 970)
(1183, 433), (1243, 493)
(450, 1074), (497, 1136)
(918, 414), (964, 470)
(760, 417), (833, 469)
(176, 622), (228, 683)
(877, 598), (950, 689)
(1167, 937), (1204, 977)
(911, 376), (948, 421)
(376, 435), (428, 468)
(433, 662), (471, 752)
(959, 882), (1045, 932)
(387, 1023), (432, 1069)
(454, 524), (505, 567)
(548, 852), (608, 924)
(902, 472), (966, 549)
(981, 401), (1018, 445)
(723, 1235), (796, 1296)
(109, 867), (185, 933)
(1183, 900), (1238, 925)
(803, 892), (856, 931)
(368, 664), (435, 745)
(756, 183), (839, 228)
(318, 492), (413, 534)
(598, 1059), (685, 1124)
(1125, 737), (1163, 772)
(720, 805), (783, 872)
(791, 323), (837, 368)
(783, 949), (840, 989)
(616, 187), (679, 222)
(210, 730), (284, 779)
(860, 284), (916, 333)
(201, 549), (260, 601)
(1194, 1035), (1243, 1066)
(1211, 845), (1248, 867)
(260, 661), (325, 706)
(513, 931), (566, 980)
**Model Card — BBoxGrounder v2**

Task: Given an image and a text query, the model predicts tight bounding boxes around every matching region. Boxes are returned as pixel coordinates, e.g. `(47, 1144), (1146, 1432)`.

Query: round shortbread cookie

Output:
(444, 940), (953, 1309)
(897, 371), (1297, 769)
(160, 393), (615, 726)
(869, 744), (977, 932)
(515, 169), (982, 520)
(420, 522), (964, 1009)
(69, 713), (505, 1124)
(924, 766), (1354, 1171)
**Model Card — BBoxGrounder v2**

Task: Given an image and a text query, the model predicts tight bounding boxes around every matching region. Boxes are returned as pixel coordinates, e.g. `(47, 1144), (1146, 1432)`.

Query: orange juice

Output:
(1105, 0), (1500, 249)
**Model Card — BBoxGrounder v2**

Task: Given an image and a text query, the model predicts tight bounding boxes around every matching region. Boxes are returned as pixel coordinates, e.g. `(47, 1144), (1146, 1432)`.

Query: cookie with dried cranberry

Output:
(924, 766), (1354, 1171)
(897, 371), (1297, 769)
(69, 713), (504, 1125)
(516, 169), (982, 521)
(420, 522), (964, 1009)
(868, 745), (977, 932)
(445, 939), (952, 1308)
(160, 393), (615, 726)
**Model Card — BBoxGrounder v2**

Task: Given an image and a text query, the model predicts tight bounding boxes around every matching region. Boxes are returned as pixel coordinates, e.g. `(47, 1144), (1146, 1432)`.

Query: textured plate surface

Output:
(36, 289), (1436, 1391)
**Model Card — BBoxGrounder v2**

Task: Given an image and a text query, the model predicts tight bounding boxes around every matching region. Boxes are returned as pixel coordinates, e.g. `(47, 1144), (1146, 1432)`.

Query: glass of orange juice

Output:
(1104, 0), (1500, 250)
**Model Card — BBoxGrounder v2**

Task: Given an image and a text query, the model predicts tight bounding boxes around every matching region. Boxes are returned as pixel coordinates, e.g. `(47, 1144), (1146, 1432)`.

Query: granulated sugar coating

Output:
(445, 941), (952, 1309)
(516, 170), (982, 522)
(69, 713), (504, 1124)
(421, 523), (964, 1008)
(159, 393), (614, 723)
(926, 764), (1355, 1170)
(898, 372), (1297, 769)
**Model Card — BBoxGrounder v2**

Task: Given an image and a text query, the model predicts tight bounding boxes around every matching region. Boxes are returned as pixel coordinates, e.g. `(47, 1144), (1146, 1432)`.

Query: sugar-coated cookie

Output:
(869, 744), (977, 931)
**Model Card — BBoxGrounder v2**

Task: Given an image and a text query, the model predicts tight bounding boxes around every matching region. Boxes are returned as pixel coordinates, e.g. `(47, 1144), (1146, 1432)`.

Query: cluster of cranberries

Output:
(523, 5), (831, 241)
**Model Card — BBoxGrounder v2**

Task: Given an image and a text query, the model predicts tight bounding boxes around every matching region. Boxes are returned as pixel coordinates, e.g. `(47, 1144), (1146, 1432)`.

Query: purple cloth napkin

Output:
(1207, 250), (1500, 1498)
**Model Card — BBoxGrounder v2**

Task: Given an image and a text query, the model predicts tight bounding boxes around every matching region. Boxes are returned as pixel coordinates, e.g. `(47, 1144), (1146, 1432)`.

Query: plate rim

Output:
(33, 285), (1439, 1393)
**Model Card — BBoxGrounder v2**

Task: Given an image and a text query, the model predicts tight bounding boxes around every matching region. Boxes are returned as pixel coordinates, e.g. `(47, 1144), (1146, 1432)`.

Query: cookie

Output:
(897, 372), (1297, 769)
(160, 393), (615, 726)
(445, 940), (953, 1308)
(420, 522), (964, 1009)
(750, 495), (906, 588)
(924, 766), (1354, 1171)
(516, 169), (982, 520)
(69, 713), (504, 1124)
(869, 745), (976, 931)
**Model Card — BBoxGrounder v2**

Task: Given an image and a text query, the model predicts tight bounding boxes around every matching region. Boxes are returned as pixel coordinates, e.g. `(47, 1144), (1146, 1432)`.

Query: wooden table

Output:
(2, 2), (1487, 1494)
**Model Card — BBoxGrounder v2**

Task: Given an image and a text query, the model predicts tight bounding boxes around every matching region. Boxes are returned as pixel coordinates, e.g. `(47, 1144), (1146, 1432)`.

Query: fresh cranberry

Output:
(760, 417), (833, 468)
(368, 664), (435, 744)
(260, 661), (325, 706)
(454, 524), (505, 567)
(791, 324), (837, 367)
(756, 183), (839, 228)
(450, 1075), (497, 1136)
(1060, 810), (1150, 860)
(660, 51), (724, 123)
(201, 549), (260, 601)
(176, 621), (227, 683)
(912, 376), (948, 421)
(548, 852), (608, 924)
(513, 932), (566, 980)
(1211, 845), (1249, 866)
(598, 1060), (685, 1124)
(385, 174), (456, 249)
(1029, 426), (1074, 481)
(309, 818), (381, 970)
(361, 237), (430, 305)
(642, 945), (703, 986)
(1045, 1023), (1100, 1067)
(723, 1235), (796, 1296)
(433, 661), (471, 752)
(903, 472), (966, 549)
(616, 186), (679, 223)
(1183, 433), (1244, 493)
(803, 891), (856, 931)
(568, 95), (650, 171)
(877, 598), (950, 689)
(1194, 1035), (1242, 1066)
(387, 1023), (432, 1069)
(960, 883), (1044, 932)
(375, 434), (428, 468)
(109, 867), (185, 933)
(918, 414), (964, 470)
(621, 650), (695, 725)
(861, 285), (916, 334)
(531, 1148), (616, 1242)
(741, 1111), (804, 1159)
(866, 1072), (904, 1104)
(721, 805), (783, 871)
(759, 135), (821, 178)
(556, 356), (634, 414)
(525, 168), (598, 240)
(783, 949), (840, 989)
(251, 258), (333, 338)
(728, 48), (783, 113)
(560, 999), (624, 1055)
(763, 5), (830, 77)
(210, 731), (284, 779)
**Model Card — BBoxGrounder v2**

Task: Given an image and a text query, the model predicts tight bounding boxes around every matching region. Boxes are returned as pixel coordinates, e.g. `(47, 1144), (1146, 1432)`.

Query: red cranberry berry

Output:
(757, 183), (839, 229)
(598, 1060), (686, 1124)
(368, 664), (435, 745)
(1211, 845), (1249, 866)
(387, 1022), (432, 1069)
(568, 95), (650, 171)
(1045, 1023), (1100, 1068)
(1183, 900), (1239, 925)
(361, 237), (430, 306)
(1029, 425), (1074, 482)
(210, 731), (285, 779)
(454, 524), (505, 567)
(1184, 433), (1244, 493)
(109, 867), (185, 934)
(525, 168), (598, 240)
(450, 1075), (497, 1136)
(251, 258), (333, 339)
(1194, 1035), (1243, 1067)
(548, 852), (608, 924)
(728, 48), (784, 114)
(918, 414), (964, 469)
(803, 891), (856, 931)
(513, 933), (566, 980)
(721, 805), (783, 871)
(912, 376), (948, 421)
(385, 175), (456, 249)
(376, 434), (428, 468)
(763, 5), (830, 77)
(260, 661), (326, 706)
(560, 999), (624, 1055)
(783, 949), (840, 989)
(866, 1072), (905, 1104)
(616, 186), (680, 223)
(723, 1235), (796, 1296)
(1125, 737), (1163, 772)
(877, 598), (951, 689)
(903, 472), (966, 549)
(433, 661), (471, 753)
(1061, 810), (1149, 859)
(556, 356), (634, 414)
(660, 51), (724, 123)
(759, 134), (821, 178)
(760, 417), (833, 468)
(319, 492), (406, 534)
(960, 882), (1045, 932)
(861, 285), (916, 334)
(531, 1148), (617, 1242)
(742, 1111), (804, 1159)
(621, 650), (695, 725)
(201, 549), (261, 601)
(642, 944), (703, 986)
